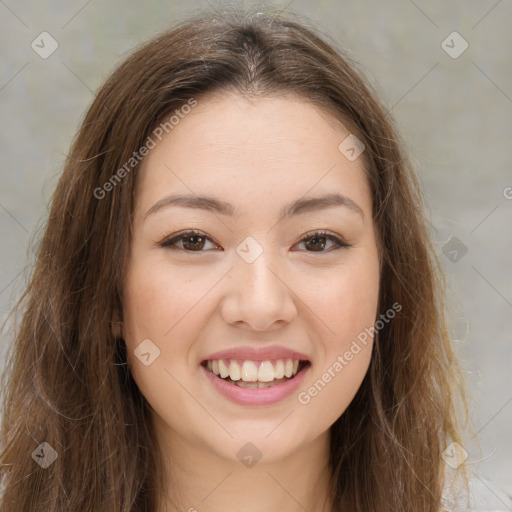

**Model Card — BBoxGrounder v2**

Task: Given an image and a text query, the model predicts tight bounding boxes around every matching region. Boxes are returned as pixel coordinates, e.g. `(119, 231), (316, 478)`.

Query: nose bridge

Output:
(236, 236), (284, 297)
(222, 235), (296, 330)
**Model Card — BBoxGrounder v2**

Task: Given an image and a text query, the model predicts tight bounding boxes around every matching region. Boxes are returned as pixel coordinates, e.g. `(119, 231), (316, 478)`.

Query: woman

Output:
(0, 6), (470, 511)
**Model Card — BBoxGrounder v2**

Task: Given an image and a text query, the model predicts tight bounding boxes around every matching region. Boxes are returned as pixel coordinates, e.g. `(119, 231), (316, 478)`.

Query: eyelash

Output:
(157, 229), (352, 253)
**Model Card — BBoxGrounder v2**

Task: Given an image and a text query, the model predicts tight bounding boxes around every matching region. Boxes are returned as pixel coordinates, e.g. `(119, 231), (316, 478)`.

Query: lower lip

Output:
(201, 363), (310, 406)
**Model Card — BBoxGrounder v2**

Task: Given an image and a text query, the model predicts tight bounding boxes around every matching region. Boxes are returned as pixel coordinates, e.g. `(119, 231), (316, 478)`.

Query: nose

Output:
(220, 249), (298, 332)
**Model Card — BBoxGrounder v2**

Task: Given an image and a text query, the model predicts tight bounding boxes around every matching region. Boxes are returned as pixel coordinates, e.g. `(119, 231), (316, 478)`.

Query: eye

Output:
(293, 230), (351, 252)
(158, 230), (221, 252)
(158, 229), (351, 253)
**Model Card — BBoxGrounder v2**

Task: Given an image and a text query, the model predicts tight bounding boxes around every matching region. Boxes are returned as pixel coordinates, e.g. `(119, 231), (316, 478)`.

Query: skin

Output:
(121, 91), (381, 512)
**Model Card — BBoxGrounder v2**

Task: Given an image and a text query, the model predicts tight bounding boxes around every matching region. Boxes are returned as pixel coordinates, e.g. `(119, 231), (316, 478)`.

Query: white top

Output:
(443, 473), (512, 511)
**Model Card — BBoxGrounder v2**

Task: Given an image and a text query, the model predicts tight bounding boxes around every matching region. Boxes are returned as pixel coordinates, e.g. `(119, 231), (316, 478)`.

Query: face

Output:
(121, 91), (380, 466)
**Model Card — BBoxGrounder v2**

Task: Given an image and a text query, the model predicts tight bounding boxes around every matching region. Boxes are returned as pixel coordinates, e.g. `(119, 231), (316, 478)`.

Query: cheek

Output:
(331, 266), (379, 344)
(296, 344), (372, 431)
(122, 252), (211, 343)
(308, 249), (380, 352)
(121, 255), (211, 385)
(295, 250), (379, 422)
(121, 257), (214, 420)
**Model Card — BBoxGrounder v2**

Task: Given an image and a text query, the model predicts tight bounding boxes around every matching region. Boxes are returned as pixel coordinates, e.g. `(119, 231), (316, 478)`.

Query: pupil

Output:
(308, 236), (325, 251)
(185, 235), (204, 250)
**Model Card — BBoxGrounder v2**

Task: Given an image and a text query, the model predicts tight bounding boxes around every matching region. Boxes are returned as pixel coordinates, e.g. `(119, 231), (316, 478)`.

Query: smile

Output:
(201, 354), (311, 405)
(203, 358), (308, 388)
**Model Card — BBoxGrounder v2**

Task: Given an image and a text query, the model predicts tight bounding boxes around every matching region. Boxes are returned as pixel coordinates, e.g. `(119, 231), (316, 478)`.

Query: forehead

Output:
(135, 92), (371, 218)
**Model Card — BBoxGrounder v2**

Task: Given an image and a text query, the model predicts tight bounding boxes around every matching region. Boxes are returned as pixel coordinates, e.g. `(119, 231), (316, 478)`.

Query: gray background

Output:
(1, 0), (511, 501)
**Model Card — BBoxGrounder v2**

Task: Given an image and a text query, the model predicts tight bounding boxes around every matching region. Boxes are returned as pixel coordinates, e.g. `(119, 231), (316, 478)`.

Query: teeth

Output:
(237, 380), (282, 388)
(274, 359), (285, 379)
(228, 360), (241, 381)
(258, 361), (275, 382)
(236, 380), (260, 388)
(241, 361), (258, 381)
(284, 359), (293, 378)
(218, 359), (230, 378)
(205, 357), (304, 383)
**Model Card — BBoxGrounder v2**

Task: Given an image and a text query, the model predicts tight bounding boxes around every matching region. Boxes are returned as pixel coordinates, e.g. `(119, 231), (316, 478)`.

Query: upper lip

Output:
(201, 344), (310, 363)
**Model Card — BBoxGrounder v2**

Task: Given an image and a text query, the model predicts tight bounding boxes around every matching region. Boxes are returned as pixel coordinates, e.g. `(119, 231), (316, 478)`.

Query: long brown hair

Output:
(0, 5), (467, 511)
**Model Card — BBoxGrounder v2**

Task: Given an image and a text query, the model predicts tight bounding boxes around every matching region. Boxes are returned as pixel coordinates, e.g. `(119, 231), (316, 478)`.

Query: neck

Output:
(152, 416), (333, 512)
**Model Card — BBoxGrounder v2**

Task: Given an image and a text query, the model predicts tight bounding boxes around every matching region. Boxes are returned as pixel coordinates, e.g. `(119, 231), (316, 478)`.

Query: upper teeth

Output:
(206, 359), (301, 382)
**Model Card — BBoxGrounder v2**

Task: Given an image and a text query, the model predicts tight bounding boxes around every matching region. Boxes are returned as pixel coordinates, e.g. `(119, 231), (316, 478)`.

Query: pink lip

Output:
(202, 344), (310, 363)
(201, 362), (311, 406)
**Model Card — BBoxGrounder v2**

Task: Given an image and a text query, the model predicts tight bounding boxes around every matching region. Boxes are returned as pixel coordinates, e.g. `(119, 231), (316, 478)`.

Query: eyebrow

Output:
(144, 192), (364, 220)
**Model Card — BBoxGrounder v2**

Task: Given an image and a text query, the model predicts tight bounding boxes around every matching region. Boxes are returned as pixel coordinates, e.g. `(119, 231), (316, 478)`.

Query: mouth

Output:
(201, 358), (311, 389)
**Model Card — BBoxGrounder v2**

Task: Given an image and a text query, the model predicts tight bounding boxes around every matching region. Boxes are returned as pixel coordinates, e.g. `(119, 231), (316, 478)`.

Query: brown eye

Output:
(159, 230), (220, 252)
(304, 235), (328, 251)
(295, 231), (351, 252)
(181, 234), (206, 251)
